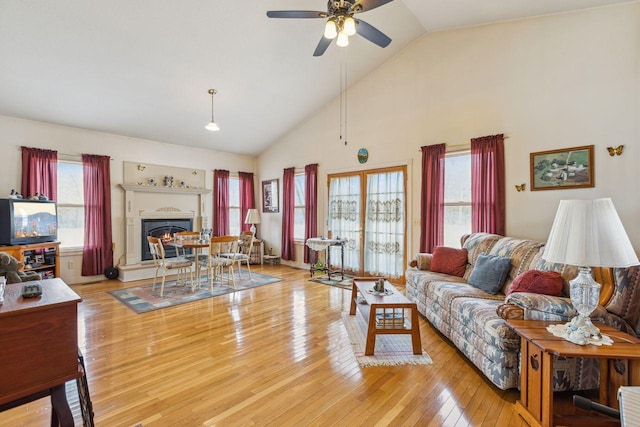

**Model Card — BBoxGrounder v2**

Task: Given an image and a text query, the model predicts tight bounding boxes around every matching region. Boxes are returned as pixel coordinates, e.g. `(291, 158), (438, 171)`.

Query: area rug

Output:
(341, 311), (433, 367)
(109, 270), (282, 314)
(309, 274), (353, 290)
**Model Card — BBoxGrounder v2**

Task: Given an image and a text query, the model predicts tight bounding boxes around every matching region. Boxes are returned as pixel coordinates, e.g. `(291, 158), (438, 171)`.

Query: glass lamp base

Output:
(567, 266), (602, 339)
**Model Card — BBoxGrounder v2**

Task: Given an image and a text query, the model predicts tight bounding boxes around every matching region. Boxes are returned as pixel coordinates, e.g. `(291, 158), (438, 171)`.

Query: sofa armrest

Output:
(496, 303), (524, 320)
(409, 253), (433, 270)
(504, 293), (577, 321)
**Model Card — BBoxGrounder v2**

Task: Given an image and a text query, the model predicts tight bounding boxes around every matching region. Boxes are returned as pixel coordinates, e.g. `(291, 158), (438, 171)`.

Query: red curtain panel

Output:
(281, 167), (296, 261)
(471, 134), (505, 236)
(213, 169), (230, 237)
(81, 154), (113, 276)
(21, 146), (58, 201)
(304, 163), (318, 264)
(419, 144), (445, 253)
(239, 171), (255, 232)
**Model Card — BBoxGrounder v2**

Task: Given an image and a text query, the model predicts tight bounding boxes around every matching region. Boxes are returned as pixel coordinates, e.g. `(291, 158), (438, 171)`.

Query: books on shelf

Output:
(375, 310), (406, 329)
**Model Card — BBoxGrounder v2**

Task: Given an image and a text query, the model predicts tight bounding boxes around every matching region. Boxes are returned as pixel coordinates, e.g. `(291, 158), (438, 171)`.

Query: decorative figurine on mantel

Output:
(9, 189), (23, 199)
(164, 175), (174, 187)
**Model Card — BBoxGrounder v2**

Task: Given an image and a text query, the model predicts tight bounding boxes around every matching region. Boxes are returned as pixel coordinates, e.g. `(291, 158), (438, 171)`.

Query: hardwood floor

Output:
(0, 265), (528, 426)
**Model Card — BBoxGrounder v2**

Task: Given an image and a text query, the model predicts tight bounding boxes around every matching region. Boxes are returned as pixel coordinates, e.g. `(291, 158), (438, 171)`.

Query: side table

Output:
(507, 320), (640, 427)
(263, 255), (280, 265)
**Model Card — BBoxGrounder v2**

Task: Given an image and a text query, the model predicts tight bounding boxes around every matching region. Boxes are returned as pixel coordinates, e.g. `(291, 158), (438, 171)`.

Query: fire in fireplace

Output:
(141, 218), (194, 261)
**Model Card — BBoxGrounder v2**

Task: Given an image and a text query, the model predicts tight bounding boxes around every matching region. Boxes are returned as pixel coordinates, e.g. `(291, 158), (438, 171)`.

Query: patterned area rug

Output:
(109, 270), (282, 314)
(341, 311), (433, 367)
(309, 274), (353, 290)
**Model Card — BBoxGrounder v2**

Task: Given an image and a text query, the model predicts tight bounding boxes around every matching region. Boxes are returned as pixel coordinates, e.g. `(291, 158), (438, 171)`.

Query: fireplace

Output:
(141, 218), (193, 261)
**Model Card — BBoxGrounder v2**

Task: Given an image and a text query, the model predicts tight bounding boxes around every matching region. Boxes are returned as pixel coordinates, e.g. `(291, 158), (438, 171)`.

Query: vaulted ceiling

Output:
(0, 0), (634, 155)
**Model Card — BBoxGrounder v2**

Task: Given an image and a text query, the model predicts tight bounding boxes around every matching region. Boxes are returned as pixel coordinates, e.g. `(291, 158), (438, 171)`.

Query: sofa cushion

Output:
(506, 270), (563, 297)
(430, 247), (468, 277)
(415, 253), (432, 270)
(468, 253), (511, 295)
(606, 266), (640, 336)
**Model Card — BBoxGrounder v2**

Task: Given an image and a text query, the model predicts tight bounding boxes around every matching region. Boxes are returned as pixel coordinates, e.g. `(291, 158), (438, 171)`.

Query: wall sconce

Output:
(137, 164), (146, 171)
(515, 183), (526, 192)
(607, 145), (623, 156)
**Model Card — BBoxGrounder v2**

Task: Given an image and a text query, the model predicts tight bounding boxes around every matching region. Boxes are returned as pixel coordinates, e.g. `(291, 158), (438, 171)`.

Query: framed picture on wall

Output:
(530, 145), (594, 191)
(262, 179), (279, 213)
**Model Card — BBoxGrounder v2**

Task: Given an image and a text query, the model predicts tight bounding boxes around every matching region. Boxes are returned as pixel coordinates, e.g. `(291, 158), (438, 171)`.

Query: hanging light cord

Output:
(340, 47), (349, 146)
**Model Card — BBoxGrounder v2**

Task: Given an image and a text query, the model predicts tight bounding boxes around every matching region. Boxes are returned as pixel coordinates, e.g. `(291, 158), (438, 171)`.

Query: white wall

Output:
(258, 3), (640, 269)
(0, 115), (256, 284)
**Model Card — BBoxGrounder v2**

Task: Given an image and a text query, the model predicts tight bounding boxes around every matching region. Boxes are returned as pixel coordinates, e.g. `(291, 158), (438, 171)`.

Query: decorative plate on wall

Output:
(357, 148), (368, 164)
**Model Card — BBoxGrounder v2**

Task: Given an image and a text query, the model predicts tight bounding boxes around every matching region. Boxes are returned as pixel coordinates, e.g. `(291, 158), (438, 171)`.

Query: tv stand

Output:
(0, 242), (61, 279)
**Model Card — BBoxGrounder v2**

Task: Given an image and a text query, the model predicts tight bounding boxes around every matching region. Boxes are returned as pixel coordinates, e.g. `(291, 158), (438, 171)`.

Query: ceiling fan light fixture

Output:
(205, 88), (220, 132)
(324, 19), (337, 39)
(336, 30), (349, 47)
(344, 16), (356, 36)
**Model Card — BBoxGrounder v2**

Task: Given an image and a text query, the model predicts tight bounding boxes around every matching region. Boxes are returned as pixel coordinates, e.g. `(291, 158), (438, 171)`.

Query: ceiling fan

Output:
(266, 0), (394, 56)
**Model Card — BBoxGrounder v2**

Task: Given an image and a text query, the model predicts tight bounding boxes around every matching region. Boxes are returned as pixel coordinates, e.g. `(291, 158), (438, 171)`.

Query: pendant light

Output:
(205, 88), (220, 131)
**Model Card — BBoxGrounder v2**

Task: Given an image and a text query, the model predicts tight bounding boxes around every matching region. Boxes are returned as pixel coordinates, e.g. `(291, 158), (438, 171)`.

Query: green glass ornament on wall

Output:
(357, 148), (368, 164)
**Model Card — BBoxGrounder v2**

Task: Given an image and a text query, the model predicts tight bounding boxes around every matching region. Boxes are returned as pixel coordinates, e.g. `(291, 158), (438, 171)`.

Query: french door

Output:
(327, 166), (406, 278)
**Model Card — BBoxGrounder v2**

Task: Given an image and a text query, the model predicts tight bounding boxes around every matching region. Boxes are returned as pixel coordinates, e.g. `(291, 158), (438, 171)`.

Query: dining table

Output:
(168, 238), (210, 289)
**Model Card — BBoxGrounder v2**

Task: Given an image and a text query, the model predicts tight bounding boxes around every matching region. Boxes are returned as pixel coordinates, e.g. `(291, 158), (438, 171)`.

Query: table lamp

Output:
(543, 198), (639, 344)
(244, 208), (261, 237)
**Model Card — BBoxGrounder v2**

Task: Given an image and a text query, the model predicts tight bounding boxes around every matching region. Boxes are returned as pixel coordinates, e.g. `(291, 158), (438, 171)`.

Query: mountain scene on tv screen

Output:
(13, 211), (57, 238)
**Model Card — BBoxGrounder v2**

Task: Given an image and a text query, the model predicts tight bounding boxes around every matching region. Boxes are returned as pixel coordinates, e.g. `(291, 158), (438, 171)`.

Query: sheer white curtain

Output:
(364, 171), (405, 278)
(328, 175), (360, 271)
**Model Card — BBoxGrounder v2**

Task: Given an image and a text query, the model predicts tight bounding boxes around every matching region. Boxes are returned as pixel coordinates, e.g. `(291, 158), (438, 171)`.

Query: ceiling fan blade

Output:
(353, 0), (394, 13)
(266, 10), (326, 19)
(355, 19), (391, 48)
(313, 36), (333, 57)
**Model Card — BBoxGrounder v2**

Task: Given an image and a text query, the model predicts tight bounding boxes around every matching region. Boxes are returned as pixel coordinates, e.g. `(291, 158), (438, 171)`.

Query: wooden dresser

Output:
(0, 278), (81, 425)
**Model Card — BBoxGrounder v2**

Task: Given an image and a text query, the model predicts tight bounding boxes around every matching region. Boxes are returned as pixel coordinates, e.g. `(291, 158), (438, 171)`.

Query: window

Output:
(443, 151), (471, 247)
(294, 174), (306, 240)
(229, 176), (240, 235)
(57, 161), (85, 248)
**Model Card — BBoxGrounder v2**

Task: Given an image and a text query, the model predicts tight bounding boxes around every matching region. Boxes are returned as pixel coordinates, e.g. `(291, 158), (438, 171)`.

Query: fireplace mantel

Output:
(119, 184), (210, 195)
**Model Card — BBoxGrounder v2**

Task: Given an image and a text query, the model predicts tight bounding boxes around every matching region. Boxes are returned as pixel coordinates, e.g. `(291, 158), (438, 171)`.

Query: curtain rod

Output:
(418, 135), (509, 152)
(17, 147), (113, 161)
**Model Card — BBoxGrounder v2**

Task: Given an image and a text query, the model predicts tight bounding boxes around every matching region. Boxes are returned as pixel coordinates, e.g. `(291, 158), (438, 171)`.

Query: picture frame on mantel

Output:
(262, 179), (279, 213)
(530, 145), (594, 191)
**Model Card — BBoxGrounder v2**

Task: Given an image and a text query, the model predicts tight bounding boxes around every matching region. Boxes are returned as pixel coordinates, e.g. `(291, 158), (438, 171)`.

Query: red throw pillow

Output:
(506, 270), (563, 296)
(430, 247), (468, 277)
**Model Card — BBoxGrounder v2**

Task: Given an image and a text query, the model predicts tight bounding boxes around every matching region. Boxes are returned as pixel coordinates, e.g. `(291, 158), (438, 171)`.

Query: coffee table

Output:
(507, 319), (640, 427)
(349, 278), (422, 356)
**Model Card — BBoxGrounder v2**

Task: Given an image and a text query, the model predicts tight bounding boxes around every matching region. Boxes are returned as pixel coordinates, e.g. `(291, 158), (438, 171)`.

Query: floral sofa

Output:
(405, 232), (640, 391)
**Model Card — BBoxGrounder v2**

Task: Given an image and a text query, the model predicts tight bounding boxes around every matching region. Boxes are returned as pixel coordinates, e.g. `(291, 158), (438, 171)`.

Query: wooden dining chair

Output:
(222, 231), (254, 280)
(200, 236), (238, 292)
(147, 236), (194, 297)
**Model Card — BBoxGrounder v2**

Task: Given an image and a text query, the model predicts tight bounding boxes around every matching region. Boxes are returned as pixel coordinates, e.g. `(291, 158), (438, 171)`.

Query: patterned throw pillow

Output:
(430, 247), (468, 277)
(506, 270), (563, 297)
(468, 252), (511, 294)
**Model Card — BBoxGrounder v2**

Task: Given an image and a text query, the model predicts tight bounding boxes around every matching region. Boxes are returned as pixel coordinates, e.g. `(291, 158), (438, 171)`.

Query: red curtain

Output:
(281, 167), (296, 261)
(21, 146), (58, 200)
(213, 170), (230, 237)
(303, 164), (318, 264)
(419, 144), (445, 253)
(239, 172), (255, 232)
(81, 154), (113, 276)
(471, 134), (505, 236)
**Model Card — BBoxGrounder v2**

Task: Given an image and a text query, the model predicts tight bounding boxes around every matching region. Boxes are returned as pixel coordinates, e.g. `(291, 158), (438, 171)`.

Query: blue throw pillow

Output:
(468, 253), (512, 295)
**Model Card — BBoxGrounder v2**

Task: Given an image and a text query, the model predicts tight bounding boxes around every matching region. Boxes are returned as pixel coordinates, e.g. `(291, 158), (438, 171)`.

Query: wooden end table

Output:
(349, 278), (422, 356)
(507, 319), (640, 427)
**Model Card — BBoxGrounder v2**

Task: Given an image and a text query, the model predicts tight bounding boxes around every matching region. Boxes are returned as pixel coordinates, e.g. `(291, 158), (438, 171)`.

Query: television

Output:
(0, 198), (58, 245)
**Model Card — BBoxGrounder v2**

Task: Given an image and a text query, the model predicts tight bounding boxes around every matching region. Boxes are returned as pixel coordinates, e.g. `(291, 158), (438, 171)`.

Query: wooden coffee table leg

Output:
(410, 308), (422, 355)
(349, 282), (358, 315)
(365, 305), (378, 355)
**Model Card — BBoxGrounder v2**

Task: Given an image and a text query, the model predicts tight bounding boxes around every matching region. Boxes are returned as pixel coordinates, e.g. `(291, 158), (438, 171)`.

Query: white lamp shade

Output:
(543, 198), (639, 268)
(336, 31), (349, 47)
(244, 208), (261, 225)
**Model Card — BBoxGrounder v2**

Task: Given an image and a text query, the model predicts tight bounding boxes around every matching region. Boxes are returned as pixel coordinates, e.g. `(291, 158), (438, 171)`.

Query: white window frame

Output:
(228, 175), (241, 236)
(293, 173), (306, 241)
(57, 159), (85, 249)
(443, 149), (472, 248)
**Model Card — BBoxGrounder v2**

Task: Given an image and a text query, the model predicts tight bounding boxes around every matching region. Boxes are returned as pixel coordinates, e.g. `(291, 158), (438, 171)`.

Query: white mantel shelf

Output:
(119, 184), (211, 195)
